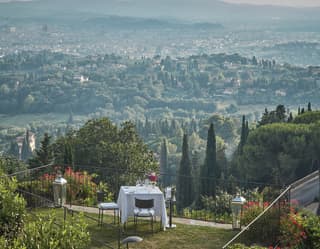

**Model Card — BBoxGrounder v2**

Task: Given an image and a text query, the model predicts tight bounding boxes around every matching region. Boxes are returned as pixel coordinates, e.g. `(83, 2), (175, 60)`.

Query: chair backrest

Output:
(135, 198), (154, 209)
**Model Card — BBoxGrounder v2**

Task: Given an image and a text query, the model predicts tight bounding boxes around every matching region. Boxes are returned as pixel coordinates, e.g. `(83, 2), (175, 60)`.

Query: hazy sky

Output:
(223, 0), (320, 7)
(0, 0), (320, 7)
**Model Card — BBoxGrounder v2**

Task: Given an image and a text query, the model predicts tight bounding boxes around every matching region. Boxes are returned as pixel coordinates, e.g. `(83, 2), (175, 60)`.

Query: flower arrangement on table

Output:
(148, 172), (158, 187)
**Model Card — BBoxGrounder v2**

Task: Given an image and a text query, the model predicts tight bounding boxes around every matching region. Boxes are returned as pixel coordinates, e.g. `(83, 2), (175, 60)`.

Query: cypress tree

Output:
(245, 120), (249, 140)
(64, 141), (74, 166)
(177, 133), (194, 213)
(160, 138), (169, 187)
(238, 115), (246, 154)
(308, 102), (312, 112)
(29, 133), (53, 168)
(200, 123), (217, 199)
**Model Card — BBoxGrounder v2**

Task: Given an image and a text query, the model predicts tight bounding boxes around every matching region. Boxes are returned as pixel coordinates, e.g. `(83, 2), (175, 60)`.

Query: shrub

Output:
(18, 212), (90, 249)
(0, 171), (26, 242)
(239, 203), (283, 246)
(279, 210), (307, 248)
(301, 214), (320, 249)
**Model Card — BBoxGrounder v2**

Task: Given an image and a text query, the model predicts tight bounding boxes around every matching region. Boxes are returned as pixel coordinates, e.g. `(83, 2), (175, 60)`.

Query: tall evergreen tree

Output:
(199, 123), (217, 199)
(238, 115), (246, 154)
(177, 133), (194, 213)
(245, 120), (249, 140)
(63, 141), (73, 166)
(160, 138), (169, 187)
(308, 102), (312, 112)
(29, 133), (53, 168)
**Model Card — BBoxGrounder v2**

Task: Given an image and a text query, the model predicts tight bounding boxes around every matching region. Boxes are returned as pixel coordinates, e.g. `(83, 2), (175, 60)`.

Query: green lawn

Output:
(31, 208), (236, 249)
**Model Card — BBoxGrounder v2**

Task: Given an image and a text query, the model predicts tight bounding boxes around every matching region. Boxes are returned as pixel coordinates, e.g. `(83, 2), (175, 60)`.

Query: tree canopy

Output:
(52, 118), (157, 196)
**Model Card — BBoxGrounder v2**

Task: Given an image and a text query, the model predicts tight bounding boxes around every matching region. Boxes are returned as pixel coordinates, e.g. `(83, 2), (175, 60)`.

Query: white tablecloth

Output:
(117, 185), (168, 230)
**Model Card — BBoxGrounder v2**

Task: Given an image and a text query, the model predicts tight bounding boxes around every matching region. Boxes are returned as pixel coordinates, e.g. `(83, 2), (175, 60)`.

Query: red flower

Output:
(148, 172), (157, 182)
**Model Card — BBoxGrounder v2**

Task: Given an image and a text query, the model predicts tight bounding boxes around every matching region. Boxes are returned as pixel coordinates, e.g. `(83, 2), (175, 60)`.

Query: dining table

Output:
(117, 185), (168, 230)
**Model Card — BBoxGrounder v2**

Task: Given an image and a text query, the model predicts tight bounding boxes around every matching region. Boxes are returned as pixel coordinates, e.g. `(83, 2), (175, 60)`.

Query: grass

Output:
(30, 208), (237, 249)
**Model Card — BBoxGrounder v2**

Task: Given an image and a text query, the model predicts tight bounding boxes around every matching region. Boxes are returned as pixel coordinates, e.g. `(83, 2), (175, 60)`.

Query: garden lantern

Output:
(165, 187), (176, 229)
(231, 195), (246, 230)
(53, 174), (67, 207)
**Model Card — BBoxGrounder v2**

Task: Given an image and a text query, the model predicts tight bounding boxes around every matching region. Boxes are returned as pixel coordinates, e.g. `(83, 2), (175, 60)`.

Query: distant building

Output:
(16, 130), (36, 160)
(275, 89), (287, 97)
(9, 26), (16, 33)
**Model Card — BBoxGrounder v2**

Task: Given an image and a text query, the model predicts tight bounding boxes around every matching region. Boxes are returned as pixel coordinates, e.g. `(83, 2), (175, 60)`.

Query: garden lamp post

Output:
(231, 195), (246, 230)
(165, 187), (176, 229)
(53, 173), (67, 207)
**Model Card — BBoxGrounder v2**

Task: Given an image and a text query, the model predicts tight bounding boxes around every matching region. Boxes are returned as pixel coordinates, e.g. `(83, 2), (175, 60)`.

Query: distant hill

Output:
(83, 16), (223, 30)
(0, 0), (319, 24)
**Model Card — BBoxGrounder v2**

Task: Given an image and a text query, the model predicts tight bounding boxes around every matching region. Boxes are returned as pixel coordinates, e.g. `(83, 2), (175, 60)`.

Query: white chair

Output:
(98, 202), (119, 226)
(133, 198), (155, 233)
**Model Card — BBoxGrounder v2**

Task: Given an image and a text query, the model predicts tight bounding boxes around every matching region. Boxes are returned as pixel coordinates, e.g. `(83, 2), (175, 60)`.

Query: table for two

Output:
(117, 185), (168, 230)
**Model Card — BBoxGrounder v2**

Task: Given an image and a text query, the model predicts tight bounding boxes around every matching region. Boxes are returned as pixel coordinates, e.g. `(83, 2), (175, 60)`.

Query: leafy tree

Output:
(258, 105), (287, 126)
(177, 133), (194, 212)
(199, 123), (218, 199)
(239, 123), (314, 185)
(52, 118), (157, 197)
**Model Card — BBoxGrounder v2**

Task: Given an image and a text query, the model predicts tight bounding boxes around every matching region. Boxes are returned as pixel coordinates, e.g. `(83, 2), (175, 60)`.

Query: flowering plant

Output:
(279, 209), (307, 248)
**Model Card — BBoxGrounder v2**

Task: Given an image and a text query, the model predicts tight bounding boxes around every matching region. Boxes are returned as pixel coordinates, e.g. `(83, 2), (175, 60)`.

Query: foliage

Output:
(200, 123), (218, 199)
(177, 133), (194, 212)
(200, 114), (238, 143)
(238, 115), (249, 155)
(294, 110), (320, 124)
(279, 210), (307, 248)
(4, 212), (90, 249)
(159, 138), (170, 187)
(52, 118), (157, 197)
(0, 156), (27, 175)
(29, 133), (53, 168)
(39, 167), (99, 206)
(258, 105), (287, 126)
(300, 214), (320, 249)
(239, 202), (284, 246)
(237, 122), (315, 185)
(180, 207), (232, 224)
(201, 190), (232, 215)
(0, 170), (26, 242)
